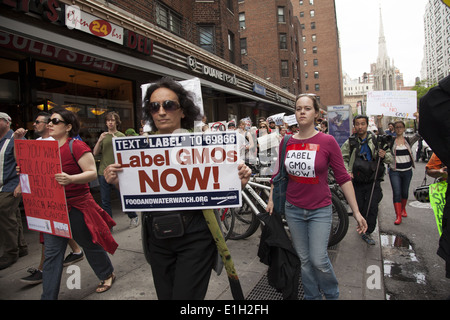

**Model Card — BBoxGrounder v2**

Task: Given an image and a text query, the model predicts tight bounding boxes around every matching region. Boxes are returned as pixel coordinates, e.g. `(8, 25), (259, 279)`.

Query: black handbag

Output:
(414, 170), (432, 203)
(272, 135), (290, 214)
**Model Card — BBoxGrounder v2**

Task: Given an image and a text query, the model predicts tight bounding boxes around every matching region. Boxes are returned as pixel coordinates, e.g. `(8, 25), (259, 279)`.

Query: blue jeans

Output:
(388, 168), (413, 203)
(284, 202), (339, 300)
(41, 207), (114, 300)
(98, 175), (137, 219)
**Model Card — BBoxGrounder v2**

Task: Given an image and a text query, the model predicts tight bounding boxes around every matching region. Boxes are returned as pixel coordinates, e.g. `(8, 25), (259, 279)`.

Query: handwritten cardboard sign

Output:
(366, 90), (417, 119)
(113, 132), (242, 211)
(15, 140), (71, 238)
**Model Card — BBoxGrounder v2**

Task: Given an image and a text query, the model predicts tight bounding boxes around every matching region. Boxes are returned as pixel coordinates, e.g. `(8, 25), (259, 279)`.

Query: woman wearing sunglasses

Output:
(104, 77), (251, 299)
(267, 94), (367, 300)
(41, 108), (118, 299)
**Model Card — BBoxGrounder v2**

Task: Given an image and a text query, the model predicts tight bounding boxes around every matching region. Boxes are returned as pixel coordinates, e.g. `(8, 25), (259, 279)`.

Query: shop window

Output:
(34, 61), (133, 149)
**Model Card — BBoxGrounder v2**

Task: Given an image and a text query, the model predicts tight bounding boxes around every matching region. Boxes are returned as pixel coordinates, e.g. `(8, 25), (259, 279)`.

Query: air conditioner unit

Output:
(241, 49), (247, 55)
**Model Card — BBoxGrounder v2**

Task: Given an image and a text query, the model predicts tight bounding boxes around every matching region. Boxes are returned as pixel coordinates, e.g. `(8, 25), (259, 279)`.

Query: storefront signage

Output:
(253, 82), (266, 96)
(0, 31), (118, 73)
(1, 0), (64, 24)
(1, 1), (153, 55)
(65, 5), (123, 45)
(187, 55), (237, 86)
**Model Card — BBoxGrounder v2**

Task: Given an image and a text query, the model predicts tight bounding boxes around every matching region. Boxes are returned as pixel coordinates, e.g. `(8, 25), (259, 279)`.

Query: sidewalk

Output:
(0, 194), (385, 300)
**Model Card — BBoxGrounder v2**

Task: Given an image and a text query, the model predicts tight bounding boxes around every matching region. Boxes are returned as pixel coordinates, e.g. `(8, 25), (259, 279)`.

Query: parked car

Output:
(405, 128), (414, 134)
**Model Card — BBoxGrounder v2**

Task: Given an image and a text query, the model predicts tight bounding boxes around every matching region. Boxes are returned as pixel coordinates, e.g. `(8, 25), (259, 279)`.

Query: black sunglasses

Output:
(48, 118), (66, 125)
(149, 100), (180, 114)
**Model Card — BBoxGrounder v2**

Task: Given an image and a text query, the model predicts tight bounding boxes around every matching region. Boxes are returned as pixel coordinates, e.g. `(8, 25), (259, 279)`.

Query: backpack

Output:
(349, 134), (385, 183)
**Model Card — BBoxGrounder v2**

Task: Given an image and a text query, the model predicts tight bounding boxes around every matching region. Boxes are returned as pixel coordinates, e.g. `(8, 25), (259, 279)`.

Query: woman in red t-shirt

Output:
(267, 94), (367, 300)
(41, 108), (117, 300)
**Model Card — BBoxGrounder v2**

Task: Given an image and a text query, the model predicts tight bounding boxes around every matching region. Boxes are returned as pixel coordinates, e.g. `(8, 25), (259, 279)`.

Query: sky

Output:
(335, 0), (428, 86)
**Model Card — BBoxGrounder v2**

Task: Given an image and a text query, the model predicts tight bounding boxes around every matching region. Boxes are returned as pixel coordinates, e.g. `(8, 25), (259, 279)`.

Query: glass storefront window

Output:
(34, 61), (133, 149)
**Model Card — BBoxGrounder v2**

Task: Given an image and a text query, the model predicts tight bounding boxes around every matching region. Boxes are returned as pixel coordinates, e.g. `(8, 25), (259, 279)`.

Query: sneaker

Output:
(20, 268), (43, 285)
(362, 233), (376, 245)
(129, 216), (140, 229)
(63, 251), (84, 267)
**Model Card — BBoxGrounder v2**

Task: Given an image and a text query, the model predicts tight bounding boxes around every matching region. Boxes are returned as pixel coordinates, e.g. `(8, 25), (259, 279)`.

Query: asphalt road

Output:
(377, 158), (450, 300)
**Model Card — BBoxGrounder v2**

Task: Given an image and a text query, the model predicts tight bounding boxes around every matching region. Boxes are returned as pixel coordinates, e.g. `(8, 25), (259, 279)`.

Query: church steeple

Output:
(374, 6), (396, 91)
(377, 7), (390, 69)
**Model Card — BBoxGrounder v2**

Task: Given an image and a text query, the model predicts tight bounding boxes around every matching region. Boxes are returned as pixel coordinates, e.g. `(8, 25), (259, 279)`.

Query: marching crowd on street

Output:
(0, 75), (449, 300)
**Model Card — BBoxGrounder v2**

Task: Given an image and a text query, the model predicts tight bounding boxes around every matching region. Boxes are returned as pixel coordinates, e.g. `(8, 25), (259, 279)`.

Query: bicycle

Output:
(216, 175), (349, 247)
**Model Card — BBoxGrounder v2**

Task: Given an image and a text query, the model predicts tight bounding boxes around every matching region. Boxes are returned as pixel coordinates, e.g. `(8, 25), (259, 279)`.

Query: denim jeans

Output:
(284, 202), (339, 300)
(41, 207), (114, 300)
(98, 175), (137, 219)
(388, 168), (413, 203)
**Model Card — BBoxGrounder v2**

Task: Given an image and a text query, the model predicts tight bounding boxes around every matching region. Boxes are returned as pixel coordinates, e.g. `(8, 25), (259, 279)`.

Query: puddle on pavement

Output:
(380, 233), (426, 286)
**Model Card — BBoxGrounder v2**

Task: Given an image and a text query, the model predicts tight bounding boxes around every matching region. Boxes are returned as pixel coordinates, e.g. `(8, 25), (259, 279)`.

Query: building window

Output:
(278, 7), (286, 23)
(303, 48), (307, 54)
(314, 71), (319, 78)
(300, 11), (304, 17)
(281, 60), (289, 77)
(313, 59), (318, 66)
(315, 83), (320, 91)
(227, 0), (234, 13)
(305, 72), (308, 78)
(302, 36), (306, 42)
(312, 46), (317, 53)
(312, 34), (317, 42)
(299, 0), (303, 5)
(156, 2), (182, 36)
(311, 22), (316, 29)
(310, 10), (315, 17)
(199, 25), (216, 53)
(228, 31), (235, 63)
(309, 0), (314, 5)
(304, 60), (308, 66)
(239, 12), (246, 29)
(240, 38), (247, 55)
(280, 33), (287, 49)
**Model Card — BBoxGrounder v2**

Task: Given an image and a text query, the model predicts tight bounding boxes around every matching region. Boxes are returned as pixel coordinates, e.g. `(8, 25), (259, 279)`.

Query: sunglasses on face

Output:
(149, 100), (180, 114)
(48, 118), (66, 125)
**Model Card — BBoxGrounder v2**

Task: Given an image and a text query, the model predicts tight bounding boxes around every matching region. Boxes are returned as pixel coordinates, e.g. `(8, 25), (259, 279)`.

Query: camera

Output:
(377, 134), (393, 150)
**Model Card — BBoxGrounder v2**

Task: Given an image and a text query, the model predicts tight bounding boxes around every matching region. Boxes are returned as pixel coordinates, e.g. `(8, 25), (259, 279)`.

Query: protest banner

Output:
(14, 140), (71, 238)
(429, 181), (447, 236)
(113, 131), (242, 211)
(366, 90), (417, 119)
(284, 114), (297, 126)
(267, 113), (285, 126)
(327, 105), (352, 147)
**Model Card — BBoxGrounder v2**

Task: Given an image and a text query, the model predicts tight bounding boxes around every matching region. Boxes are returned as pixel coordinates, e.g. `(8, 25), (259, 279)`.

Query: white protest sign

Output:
(284, 114), (298, 126)
(267, 113), (285, 126)
(113, 132), (242, 211)
(366, 90), (417, 119)
(257, 133), (279, 151)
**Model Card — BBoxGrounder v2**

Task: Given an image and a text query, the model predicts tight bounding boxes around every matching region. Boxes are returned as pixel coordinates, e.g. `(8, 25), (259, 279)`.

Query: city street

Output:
(378, 157), (450, 300)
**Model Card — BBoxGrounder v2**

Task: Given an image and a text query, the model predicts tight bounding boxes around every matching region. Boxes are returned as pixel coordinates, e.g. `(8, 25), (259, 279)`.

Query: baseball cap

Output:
(0, 112), (11, 124)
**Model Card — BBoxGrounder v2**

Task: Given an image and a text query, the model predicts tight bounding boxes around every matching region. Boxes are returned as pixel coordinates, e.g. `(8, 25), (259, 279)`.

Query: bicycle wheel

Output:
(228, 202), (260, 240)
(328, 192), (349, 247)
(214, 207), (234, 240)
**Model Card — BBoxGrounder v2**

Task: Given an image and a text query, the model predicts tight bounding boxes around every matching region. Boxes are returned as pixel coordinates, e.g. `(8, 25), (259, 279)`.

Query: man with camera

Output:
(341, 115), (393, 245)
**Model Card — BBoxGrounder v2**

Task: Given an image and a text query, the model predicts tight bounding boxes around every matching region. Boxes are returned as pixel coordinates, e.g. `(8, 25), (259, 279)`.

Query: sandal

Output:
(96, 273), (116, 293)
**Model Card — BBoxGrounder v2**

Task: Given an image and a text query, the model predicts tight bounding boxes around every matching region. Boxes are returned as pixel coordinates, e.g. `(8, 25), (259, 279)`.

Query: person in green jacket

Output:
(93, 111), (139, 228)
(341, 115), (393, 245)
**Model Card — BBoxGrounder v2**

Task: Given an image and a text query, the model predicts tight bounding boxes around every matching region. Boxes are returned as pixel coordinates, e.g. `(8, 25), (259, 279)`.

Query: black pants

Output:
(353, 180), (383, 234)
(145, 221), (216, 300)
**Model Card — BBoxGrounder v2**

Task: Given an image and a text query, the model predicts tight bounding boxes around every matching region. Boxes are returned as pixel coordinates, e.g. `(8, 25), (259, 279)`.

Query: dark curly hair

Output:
(51, 107), (80, 137)
(142, 77), (201, 131)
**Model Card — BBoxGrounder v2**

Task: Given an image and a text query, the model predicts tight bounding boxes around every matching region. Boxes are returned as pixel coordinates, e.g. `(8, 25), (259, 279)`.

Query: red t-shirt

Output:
(59, 138), (92, 198)
(272, 132), (351, 210)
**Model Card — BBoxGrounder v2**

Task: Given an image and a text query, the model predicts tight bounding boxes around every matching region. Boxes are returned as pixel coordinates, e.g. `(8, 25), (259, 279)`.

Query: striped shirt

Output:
(394, 145), (412, 171)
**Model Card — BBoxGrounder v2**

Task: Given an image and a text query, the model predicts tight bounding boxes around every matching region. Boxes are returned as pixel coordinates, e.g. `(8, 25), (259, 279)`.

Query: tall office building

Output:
(422, 0), (450, 83)
(291, 0), (343, 107)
